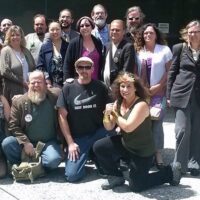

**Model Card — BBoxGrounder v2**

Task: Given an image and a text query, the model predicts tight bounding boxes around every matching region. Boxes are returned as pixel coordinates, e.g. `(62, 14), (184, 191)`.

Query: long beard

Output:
(28, 90), (46, 105)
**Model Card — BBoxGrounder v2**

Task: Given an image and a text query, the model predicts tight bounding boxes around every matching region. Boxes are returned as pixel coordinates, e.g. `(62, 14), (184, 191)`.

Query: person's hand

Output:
(149, 85), (161, 96)
(68, 142), (80, 161)
(104, 103), (114, 115)
(167, 99), (171, 107)
(23, 142), (35, 157)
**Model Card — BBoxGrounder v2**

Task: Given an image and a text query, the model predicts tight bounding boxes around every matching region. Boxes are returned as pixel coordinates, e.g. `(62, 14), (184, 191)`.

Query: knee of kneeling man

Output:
(65, 170), (85, 182)
(42, 157), (62, 169)
(1, 136), (16, 150)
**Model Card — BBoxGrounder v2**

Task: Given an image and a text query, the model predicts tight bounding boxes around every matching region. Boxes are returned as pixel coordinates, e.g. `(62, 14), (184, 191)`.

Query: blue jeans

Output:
(65, 127), (111, 182)
(2, 136), (62, 169)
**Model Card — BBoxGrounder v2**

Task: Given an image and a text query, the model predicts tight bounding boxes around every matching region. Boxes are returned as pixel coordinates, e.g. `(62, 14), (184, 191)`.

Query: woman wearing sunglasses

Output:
(63, 16), (105, 81)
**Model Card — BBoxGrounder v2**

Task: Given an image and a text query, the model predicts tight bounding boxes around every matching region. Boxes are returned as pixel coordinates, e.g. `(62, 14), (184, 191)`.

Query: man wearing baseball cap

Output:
(57, 57), (112, 182)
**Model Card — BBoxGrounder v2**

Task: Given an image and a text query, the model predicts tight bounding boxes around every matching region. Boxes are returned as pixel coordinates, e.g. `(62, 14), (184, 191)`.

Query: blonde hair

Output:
(4, 25), (26, 48)
(180, 20), (200, 42)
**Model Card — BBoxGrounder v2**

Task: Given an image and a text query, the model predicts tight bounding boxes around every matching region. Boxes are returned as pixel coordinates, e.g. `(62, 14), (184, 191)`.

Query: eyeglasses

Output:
(80, 24), (91, 28)
(128, 17), (140, 21)
(76, 65), (92, 70)
(188, 31), (200, 35)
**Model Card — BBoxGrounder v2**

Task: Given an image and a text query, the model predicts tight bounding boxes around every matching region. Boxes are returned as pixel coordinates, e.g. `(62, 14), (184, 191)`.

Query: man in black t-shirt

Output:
(57, 57), (112, 182)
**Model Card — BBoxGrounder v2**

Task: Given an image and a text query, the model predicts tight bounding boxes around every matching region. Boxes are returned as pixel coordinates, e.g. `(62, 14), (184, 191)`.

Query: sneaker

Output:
(101, 175), (125, 190)
(170, 162), (182, 186)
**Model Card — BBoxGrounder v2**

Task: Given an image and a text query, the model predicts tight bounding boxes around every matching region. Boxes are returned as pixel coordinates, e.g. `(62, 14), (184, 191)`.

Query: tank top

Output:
(120, 98), (155, 157)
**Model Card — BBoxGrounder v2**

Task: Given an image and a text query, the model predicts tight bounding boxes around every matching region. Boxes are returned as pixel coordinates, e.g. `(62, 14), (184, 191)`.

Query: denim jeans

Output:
(2, 136), (62, 169)
(65, 127), (111, 182)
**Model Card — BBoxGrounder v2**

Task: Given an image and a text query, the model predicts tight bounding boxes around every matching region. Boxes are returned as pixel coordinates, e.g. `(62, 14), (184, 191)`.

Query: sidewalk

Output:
(0, 109), (200, 200)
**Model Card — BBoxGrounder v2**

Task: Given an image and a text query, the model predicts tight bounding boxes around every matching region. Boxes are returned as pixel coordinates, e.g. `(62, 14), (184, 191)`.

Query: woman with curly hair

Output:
(93, 72), (181, 192)
(135, 23), (172, 169)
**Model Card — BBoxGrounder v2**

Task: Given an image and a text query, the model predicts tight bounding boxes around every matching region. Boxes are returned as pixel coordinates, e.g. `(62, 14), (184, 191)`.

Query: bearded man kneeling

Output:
(2, 70), (62, 175)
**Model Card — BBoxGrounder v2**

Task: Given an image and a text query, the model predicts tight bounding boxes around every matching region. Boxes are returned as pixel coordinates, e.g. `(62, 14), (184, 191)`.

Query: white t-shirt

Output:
(137, 44), (172, 86)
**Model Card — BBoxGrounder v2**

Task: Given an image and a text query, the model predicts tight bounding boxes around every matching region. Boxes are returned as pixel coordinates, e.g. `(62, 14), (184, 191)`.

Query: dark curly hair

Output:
(134, 23), (167, 52)
(111, 71), (149, 102)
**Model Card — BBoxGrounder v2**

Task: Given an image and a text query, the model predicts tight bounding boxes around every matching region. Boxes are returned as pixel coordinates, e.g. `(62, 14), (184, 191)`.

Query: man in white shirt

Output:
(25, 14), (47, 64)
(103, 20), (137, 87)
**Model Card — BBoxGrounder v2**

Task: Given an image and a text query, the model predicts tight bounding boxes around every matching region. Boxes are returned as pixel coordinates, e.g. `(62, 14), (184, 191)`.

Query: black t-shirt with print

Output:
(57, 79), (110, 138)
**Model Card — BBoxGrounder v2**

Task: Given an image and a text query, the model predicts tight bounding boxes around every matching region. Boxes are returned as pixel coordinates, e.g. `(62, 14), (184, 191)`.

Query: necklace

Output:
(121, 96), (138, 114)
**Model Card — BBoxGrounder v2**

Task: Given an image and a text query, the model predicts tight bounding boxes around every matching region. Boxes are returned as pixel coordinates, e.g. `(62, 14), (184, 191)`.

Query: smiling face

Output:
(49, 22), (61, 41)
(10, 30), (21, 48)
(143, 26), (157, 45)
(59, 10), (73, 29)
(110, 20), (125, 44)
(120, 81), (136, 100)
(91, 5), (107, 28)
(79, 19), (92, 37)
(1, 19), (12, 33)
(75, 61), (94, 83)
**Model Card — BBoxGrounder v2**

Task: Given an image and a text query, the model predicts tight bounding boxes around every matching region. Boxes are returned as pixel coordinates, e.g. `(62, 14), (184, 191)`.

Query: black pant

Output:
(93, 135), (173, 192)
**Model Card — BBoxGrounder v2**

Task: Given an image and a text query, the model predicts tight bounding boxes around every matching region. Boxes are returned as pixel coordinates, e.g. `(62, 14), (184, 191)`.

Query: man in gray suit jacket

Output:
(58, 8), (79, 43)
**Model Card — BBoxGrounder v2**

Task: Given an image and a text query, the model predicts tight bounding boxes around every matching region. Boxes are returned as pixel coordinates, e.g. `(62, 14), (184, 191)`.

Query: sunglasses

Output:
(80, 24), (91, 28)
(77, 65), (92, 70)
(128, 17), (140, 21)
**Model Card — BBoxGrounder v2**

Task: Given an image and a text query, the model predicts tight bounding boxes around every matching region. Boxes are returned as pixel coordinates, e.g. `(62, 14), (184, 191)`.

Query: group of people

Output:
(0, 3), (199, 193)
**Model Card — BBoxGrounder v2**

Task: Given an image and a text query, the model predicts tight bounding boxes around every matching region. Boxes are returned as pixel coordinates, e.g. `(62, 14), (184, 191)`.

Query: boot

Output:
(101, 175), (125, 190)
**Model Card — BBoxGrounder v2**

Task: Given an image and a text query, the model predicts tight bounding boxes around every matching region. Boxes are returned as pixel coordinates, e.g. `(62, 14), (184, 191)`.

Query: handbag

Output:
(11, 141), (46, 183)
(149, 96), (166, 120)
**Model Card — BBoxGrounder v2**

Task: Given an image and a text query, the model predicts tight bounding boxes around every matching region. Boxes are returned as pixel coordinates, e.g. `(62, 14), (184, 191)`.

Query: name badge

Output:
(25, 114), (32, 122)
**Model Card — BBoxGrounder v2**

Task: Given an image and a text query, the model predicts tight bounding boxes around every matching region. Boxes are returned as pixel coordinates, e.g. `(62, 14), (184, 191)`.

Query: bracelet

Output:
(111, 110), (119, 119)
(103, 114), (110, 123)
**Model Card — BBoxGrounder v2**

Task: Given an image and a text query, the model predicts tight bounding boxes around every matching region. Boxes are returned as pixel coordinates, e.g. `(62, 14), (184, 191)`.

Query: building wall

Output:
(0, 0), (200, 46)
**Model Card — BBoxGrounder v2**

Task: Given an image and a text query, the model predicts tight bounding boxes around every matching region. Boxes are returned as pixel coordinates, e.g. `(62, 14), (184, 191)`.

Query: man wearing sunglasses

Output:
(125, 6), (145, 43)
(57, 56), (112, 182)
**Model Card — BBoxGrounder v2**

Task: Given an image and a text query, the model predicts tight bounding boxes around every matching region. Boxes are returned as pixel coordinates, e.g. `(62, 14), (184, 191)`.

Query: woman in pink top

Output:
(63, 16), (105, 81)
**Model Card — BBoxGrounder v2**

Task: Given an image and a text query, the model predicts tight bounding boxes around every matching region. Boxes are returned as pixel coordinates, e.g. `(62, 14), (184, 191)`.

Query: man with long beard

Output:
(58, 8), (79, 42)
(2, 70), (62, 174)
(91, 4), (110, 46)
